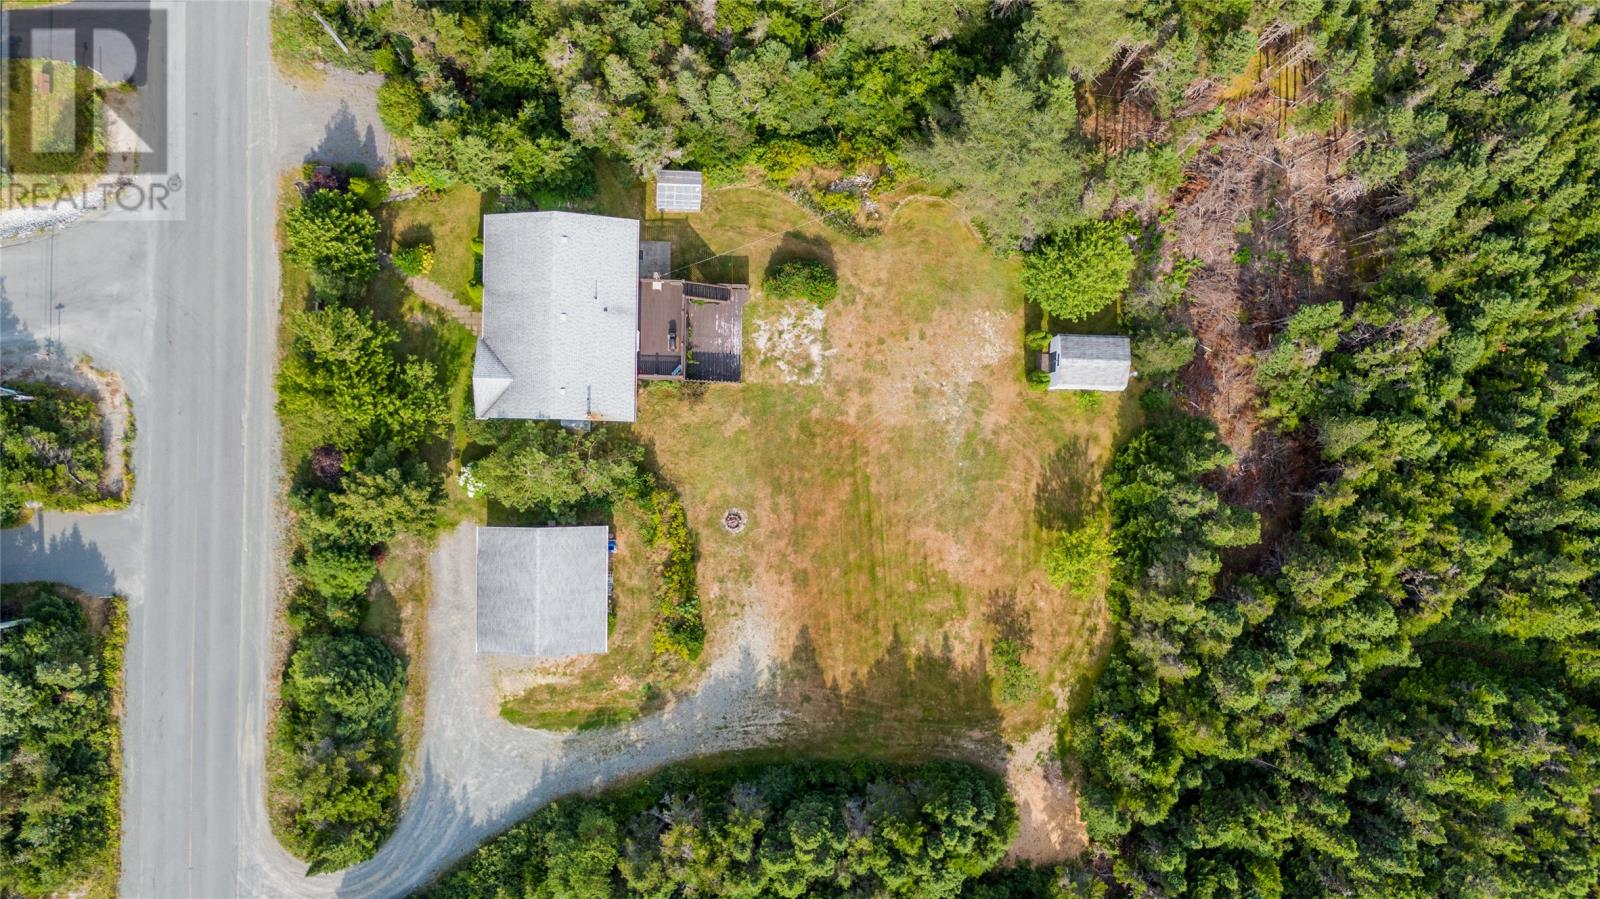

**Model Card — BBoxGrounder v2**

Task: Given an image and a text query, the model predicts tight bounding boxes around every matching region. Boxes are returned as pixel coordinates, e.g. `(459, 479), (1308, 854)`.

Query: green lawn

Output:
(378, 185), (492, 310)
(1, 59), (105, 209)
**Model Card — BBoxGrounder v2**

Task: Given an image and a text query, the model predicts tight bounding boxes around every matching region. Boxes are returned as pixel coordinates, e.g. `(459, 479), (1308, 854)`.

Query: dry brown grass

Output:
(632, 191), (1138, 757)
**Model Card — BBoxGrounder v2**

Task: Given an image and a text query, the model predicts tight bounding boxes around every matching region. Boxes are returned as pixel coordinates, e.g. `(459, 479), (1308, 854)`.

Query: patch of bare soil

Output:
(1005, 721), (1086, 863)
(1, 350), (133, 501)
(749, 303), (828, 384)
(1167, 112), (1360, 551)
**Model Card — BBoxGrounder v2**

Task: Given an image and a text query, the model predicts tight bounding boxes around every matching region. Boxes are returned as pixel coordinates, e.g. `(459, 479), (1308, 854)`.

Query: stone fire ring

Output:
(723, 508), (748, 534)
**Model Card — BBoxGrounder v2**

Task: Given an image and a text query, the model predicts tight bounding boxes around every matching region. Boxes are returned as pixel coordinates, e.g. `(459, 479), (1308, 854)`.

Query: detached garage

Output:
(475, 526), (609, 659)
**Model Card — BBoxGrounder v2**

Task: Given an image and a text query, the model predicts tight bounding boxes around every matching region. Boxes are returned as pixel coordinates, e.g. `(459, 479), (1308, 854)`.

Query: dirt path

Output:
(380, 254), (482, 334)
(1004, 722), (1085, 863)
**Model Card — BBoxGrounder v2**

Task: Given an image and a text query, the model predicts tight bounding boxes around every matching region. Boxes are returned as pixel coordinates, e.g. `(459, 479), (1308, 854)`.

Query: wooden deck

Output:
(686, 285), (747, 383)
(636, 279), (745, 383)
(638, 279), (687, 378)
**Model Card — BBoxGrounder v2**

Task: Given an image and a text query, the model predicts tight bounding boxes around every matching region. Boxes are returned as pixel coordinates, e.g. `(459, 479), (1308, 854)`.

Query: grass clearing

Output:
(644, 187), (1136, 748)
(489, 169), (1135, 755)
(1, 59), (106, 209)
(377, 185), (491, 310)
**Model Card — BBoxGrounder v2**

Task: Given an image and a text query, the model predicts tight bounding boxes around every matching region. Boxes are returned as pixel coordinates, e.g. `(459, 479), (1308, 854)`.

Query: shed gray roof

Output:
(475, 526), (609, 658)
(1048, 334), (1132, 391)
(474, 212), (640, 422)
(655, 170), (703, 213)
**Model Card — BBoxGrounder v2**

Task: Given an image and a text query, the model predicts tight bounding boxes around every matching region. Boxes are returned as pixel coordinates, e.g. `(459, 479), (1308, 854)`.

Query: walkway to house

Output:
(381, 254), (482, 334)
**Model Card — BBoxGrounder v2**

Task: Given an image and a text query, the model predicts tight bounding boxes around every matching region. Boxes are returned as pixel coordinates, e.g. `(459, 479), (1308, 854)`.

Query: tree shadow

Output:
(763, 231), (836, 282)
(771, 625), (1006, 762)
(305, 101), (381, 171)
(0, 518), (117, 596)
(395, 223), (434, 250)
(1033, 434), (1100, 530)
(0, 277), (51, 359)
(642, 219), (749, 285)
(983, 589), (1032, 650)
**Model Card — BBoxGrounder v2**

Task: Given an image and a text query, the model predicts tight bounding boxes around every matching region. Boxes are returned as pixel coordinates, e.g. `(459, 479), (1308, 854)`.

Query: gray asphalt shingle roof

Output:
(654, 170), (703, 213)
(475, 526), (610, 659)
(1048, 334), (1132, 391)
(474, 211), (641, 422)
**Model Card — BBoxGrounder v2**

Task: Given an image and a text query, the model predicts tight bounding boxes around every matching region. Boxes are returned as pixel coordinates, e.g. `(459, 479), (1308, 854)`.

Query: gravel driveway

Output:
(241, 523), (797, 897)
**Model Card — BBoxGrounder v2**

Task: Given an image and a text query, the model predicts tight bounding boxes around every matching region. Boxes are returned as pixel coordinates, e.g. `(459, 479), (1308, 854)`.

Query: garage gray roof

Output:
(474, 212), (640, 422)
(1048, 334), (1132, 391)
(655, 170), (703, 213)
(476, 526), (610, 658)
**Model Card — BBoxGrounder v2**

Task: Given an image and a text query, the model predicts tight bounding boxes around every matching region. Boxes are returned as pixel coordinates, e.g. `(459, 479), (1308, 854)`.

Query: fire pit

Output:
(723, 508), (747, 534)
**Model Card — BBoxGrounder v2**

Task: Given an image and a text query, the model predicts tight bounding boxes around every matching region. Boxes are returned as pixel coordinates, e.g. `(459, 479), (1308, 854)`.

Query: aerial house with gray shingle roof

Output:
(473, 211), (748, 424)
(474, 211), (642, 423)
(475, 526), (610, 658)
(1041, 334), (1133, 392)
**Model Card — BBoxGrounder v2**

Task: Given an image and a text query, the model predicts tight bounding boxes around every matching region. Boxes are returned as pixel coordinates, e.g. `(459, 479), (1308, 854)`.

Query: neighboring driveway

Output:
(273, 68), (391, 173)
(240, 523), (795, 898)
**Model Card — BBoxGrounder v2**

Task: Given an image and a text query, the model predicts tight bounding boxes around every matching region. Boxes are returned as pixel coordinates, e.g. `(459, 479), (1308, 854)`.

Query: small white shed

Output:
(1045, 334), (1132, 392)
(654, 170), (703, 213)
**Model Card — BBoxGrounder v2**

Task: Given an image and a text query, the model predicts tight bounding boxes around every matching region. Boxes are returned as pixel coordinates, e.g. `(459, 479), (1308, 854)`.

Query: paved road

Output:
(5, 6), (793, 896)
(3, 2), (276, 896)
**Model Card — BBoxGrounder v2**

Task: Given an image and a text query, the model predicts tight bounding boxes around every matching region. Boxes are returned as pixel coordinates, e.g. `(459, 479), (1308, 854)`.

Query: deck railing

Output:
(682, 281), (732, 302)
(637, 353), (684, 378)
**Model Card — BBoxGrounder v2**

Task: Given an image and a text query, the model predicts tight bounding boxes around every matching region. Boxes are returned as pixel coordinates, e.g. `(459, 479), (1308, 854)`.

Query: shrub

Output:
(644, 490), (704, 660)
(371, 45), (401, 76)
(0, 381), (110, 524)
(992, 637), (1041, 704)
(376, 75), (425, 134)
(277, 306), (448, 454)
(469, 421), (646, 521)
(392, 243), (435, 277)
(272, 633), (406, 873)
(1045, 516), (1113, 591)
(1023, 220), (1135, 322)
(299, 542), (378, 600)
(765, 258), (838, 306)
(345, 175), (386, 209)
(284, 189), (380, 300)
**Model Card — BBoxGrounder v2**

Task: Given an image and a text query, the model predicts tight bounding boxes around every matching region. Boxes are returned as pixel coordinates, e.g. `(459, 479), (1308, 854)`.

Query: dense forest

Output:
(1071, 1), (1600, 894)
(272, 179), (449, 872)
(0, 585), (125, 897)
(422, 761), (1016, 898)
(274, 0), (1600, 893)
